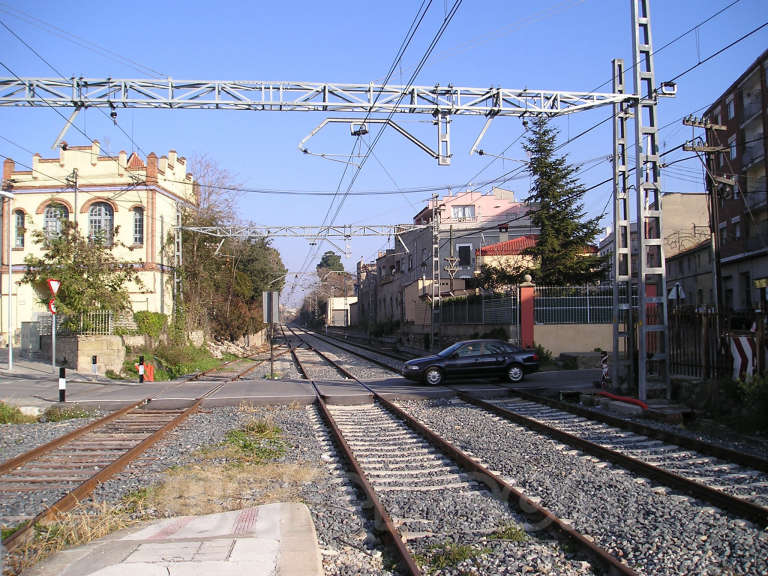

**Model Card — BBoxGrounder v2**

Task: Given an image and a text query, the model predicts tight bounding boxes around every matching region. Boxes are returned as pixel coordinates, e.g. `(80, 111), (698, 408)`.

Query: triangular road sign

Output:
(47, 278), (61, 297)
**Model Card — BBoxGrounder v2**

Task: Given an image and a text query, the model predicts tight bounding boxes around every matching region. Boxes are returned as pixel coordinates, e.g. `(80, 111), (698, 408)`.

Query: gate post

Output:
(520, 276), (535, 349)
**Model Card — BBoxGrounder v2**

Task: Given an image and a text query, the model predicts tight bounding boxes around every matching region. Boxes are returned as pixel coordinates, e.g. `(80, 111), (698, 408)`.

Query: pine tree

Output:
(523, 117), (605, 285)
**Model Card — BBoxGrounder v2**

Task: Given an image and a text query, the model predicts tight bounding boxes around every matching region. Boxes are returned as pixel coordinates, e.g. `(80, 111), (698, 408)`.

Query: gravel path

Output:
(396, 398), (768, 576)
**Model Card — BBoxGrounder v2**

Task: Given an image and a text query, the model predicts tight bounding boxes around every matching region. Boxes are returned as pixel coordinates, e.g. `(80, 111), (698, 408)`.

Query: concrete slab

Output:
(367, 377), (456, 400)
(315, 379), (373, 405)
(27, 503), (322, 576)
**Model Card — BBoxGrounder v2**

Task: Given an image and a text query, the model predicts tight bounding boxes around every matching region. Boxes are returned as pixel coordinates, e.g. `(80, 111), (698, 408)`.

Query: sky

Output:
(1, 0), (767, 307)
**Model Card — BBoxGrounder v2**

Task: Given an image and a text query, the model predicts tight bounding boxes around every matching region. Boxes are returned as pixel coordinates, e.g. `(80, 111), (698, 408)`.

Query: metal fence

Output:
(534, 285), (613, 324)
(439, 292), (518, 325)
(38, 310), (137, 336)
(668, 308), (731, 379)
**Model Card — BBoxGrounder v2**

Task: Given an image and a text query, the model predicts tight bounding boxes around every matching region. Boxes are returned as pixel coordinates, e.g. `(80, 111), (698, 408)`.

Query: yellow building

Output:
(1, 141), (195, 342)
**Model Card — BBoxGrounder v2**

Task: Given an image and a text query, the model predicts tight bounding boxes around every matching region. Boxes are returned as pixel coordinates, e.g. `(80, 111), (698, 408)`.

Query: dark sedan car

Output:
(401, 339), (539, 385)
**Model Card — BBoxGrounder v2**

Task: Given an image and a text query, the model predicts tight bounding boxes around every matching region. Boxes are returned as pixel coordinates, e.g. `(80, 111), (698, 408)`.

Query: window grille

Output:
(89, 202), (114, 245)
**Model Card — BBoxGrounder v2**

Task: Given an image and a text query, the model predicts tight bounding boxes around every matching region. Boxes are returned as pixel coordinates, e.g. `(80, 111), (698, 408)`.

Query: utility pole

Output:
(682, 116), (729, 317)
(66, 168), (78, 226)
(611, 57), (635, 392)
(444, 225), (459, 293)
(430, 193), (442, 351)
(631, 0), (674, 401)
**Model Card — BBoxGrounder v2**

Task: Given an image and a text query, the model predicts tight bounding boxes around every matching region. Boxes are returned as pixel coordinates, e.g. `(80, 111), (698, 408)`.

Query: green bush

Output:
(133, 311), (167, 340)
(737, 374), (768, 433)
(0, 401), (36, 424)
(534, 344), (553, 363)
(42, 405), (95, 422)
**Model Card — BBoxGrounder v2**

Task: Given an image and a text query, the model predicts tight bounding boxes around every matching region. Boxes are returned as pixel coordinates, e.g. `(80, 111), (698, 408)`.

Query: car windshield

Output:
(437, 342), (465, 357)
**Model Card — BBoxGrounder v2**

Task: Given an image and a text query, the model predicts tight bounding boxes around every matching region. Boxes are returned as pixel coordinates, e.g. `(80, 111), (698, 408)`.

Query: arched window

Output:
(44, 204), (69, 237)
(133, 207), (144, 245)
(88, 202), (114, 244)
(14, 210), (25, 248)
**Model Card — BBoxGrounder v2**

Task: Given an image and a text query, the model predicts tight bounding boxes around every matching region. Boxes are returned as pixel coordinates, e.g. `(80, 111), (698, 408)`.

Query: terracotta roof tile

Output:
(480, 235), (538, 256)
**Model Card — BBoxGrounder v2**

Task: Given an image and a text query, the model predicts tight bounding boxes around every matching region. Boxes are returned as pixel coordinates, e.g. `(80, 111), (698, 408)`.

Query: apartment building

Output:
(1, 141), (194, 341)
(705, 48), (768, 312)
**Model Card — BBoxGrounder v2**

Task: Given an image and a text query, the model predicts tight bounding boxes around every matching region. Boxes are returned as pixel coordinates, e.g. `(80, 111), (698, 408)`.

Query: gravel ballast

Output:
(396, 398), (768, 576)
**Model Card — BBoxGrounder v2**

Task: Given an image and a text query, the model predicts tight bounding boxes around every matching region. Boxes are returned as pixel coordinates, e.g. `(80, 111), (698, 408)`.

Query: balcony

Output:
(743, 141), (765, 169)
(741, 98), (762, 125)
(745, 220), (768, 252)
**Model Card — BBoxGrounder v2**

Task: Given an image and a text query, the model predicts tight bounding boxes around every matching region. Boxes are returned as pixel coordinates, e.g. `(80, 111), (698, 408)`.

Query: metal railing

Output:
(534, 285), (614, 324)
(439, 292), (518, 325)
(38, 311), (137, 336)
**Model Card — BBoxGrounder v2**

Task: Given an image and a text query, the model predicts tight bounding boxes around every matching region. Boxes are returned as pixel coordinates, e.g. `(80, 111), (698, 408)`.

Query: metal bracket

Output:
(298, 117), (447, 165)
(51, 106), (82, 150)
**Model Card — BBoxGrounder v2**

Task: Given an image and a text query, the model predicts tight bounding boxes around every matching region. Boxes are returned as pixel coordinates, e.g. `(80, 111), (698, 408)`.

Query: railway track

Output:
(0, 352), (270, 553)
(286, 327), (636, 576)
(314, 328), (768, 526)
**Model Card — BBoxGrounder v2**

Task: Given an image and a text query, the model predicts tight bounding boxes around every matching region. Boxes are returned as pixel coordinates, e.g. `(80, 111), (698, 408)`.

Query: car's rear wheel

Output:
(507, 363), (524, 383)
(424, 366), (444, 386)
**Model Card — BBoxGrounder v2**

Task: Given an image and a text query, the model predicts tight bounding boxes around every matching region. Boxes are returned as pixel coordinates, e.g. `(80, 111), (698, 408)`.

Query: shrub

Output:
(133, 311), (167, 341)
(0, 401), (36, 424)
(42, 405), (95, 422)
(737, 374), (768, 433)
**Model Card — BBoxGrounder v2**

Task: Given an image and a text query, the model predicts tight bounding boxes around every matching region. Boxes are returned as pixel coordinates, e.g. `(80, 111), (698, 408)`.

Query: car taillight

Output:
(530, 354), (539, 361)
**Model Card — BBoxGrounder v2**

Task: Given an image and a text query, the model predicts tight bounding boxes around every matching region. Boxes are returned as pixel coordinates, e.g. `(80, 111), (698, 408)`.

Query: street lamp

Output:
(0, 189), (14, 371)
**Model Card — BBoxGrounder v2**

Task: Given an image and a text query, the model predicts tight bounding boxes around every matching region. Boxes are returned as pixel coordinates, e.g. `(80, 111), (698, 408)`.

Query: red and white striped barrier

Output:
(730, 334), (767, 380)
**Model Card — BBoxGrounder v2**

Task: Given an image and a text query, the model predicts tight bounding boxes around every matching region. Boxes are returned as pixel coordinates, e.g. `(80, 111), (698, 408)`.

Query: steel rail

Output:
(283, 327), (422, 576)
(289, 327), (637, 576)
(318, 329), (768, 481)
(457, 393), (768, 528)
(0, 399), (148, 476)
(314, 329), (768, 526)
(513, 389), (768, 474)
(1, 354), (261, 553)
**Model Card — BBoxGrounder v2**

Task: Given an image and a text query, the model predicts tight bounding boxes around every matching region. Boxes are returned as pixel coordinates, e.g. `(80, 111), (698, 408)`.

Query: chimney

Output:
(2, 157), (14, 183)
(168, 149), (177, 168)
(91, 140), (100, 165)
(118, 151), (127, 176)
(146, 153), (158, 184)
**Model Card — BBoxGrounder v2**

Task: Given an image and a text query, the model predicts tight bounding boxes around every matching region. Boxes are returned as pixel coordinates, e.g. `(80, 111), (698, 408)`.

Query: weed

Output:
(1, 524), (23, 540)
(224, 418), (285, 461)
(489, 523), (527, 542)
(3, 502), (135, 576)
(41, 405), (95, 422)
(105, 369), (124, 380)
(0, 401), (37, 424)
(416, 542), (489, 571)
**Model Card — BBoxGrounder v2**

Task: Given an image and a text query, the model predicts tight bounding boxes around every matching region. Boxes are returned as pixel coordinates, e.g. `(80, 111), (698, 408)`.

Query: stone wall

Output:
(41, 335), (126, 374)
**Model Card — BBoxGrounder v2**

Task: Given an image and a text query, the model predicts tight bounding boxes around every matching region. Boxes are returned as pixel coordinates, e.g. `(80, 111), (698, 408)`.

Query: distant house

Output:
(1, 141), (194, 342)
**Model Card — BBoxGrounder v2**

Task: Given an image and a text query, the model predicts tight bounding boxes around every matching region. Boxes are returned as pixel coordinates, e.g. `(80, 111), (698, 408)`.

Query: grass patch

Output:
(3, 502), (135, 576)
(488, 522), (527, 542)
(105, 369), (124, 380)
(0, 401), (37, 424)
(41, 405), (95, 422)
(223, 417), (285, 462)
(416, 542), (490, 572)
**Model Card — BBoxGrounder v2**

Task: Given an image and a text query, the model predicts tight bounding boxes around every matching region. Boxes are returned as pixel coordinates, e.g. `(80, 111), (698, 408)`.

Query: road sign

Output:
(48, 299), (57, 315)
(262, 291), (279, 324)
(47, 278), (61, 297)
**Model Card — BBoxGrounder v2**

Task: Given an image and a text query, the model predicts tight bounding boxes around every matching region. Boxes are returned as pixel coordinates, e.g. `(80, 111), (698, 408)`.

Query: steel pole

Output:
(6, 195), (12, 371)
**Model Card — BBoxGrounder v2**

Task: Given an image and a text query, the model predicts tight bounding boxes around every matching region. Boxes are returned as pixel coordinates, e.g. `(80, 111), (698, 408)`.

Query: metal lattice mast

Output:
(431, 194), (441, 351)
(632, 0), (670, 400)
(611, 58), (634, 390)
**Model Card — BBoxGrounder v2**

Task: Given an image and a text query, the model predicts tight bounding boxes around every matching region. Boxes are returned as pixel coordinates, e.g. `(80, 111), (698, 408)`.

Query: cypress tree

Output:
(523, 116), (605, 285)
